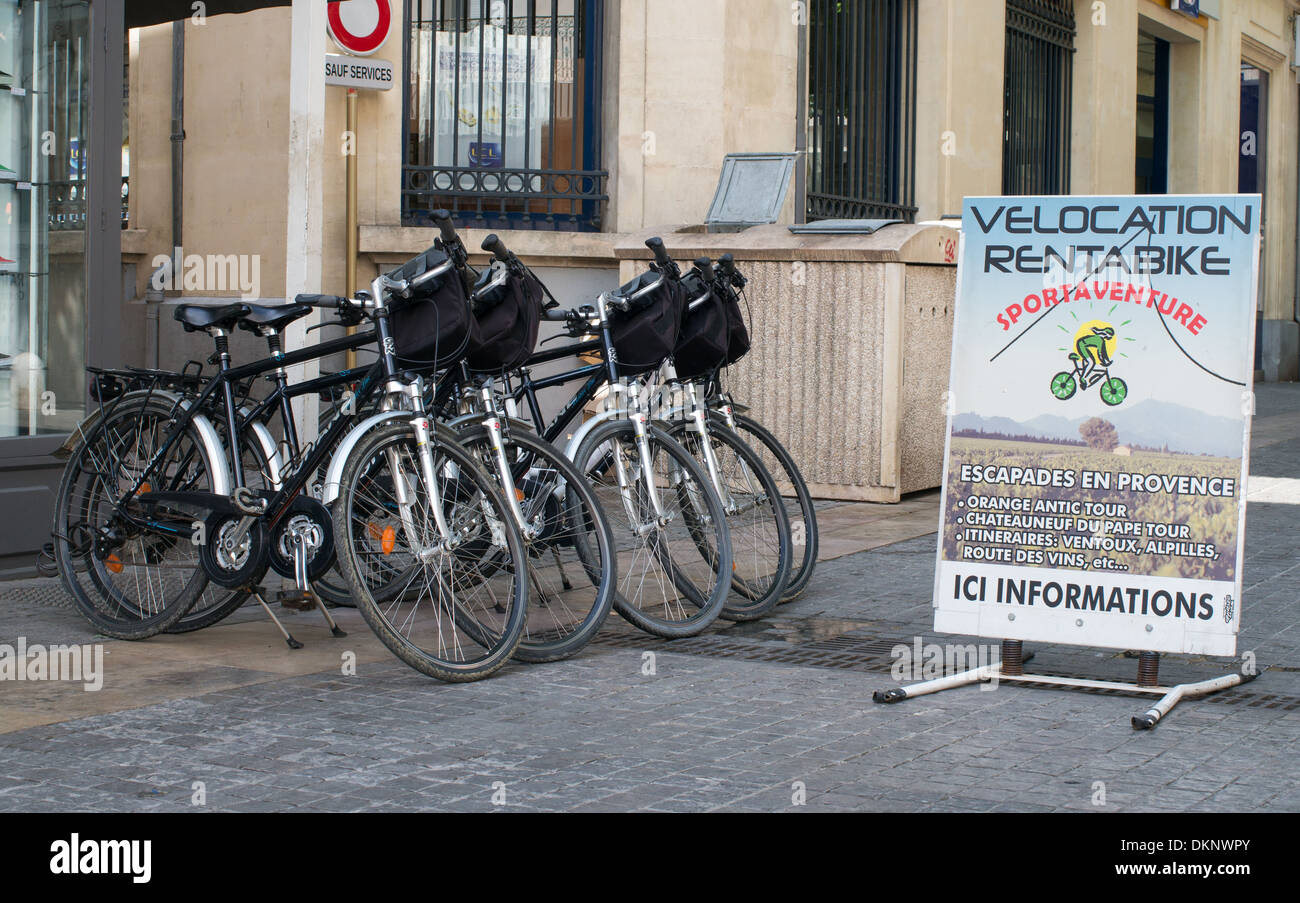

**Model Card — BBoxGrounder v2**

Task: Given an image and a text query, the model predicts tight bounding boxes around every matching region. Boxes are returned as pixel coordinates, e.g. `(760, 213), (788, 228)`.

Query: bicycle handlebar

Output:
(694, 257), (716, 284)
(717, 253), (746, 289)
(432, 209), (458, 245)
(645, 237), (680, 278)
(295, 294), (348, 309)
(482, 233), (512, 264)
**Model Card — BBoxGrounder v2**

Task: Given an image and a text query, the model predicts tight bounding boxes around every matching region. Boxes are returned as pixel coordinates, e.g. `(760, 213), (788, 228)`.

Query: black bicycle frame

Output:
(434, 338), (614, 448)
(112, 321), (401, 535)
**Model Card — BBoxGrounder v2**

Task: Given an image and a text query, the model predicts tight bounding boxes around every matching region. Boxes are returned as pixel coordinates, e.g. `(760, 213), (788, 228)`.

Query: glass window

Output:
(1135, 33), (1169, 194)
(805, 0), (918, 222)
(403, 0), (608, 231)
(0, 0), (89, 439)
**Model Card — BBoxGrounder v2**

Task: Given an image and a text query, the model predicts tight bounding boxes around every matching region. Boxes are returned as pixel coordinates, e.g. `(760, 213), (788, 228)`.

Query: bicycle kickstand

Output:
(249, 587), (305, 650)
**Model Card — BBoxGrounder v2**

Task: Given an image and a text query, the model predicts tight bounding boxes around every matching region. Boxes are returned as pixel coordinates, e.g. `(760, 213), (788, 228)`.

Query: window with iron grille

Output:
(1003, 0), (1075, 195)
(402, 0), (607, 232)
(805, 0), (917, 223)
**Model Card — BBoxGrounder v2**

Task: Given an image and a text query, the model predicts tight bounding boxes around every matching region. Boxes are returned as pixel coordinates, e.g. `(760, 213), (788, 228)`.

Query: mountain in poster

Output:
(952, 400), (1242, 457)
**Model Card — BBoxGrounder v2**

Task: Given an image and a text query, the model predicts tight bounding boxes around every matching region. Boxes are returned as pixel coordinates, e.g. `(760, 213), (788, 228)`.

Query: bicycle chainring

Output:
(198, 513), (271, 589)
(268, 496), (337, 582)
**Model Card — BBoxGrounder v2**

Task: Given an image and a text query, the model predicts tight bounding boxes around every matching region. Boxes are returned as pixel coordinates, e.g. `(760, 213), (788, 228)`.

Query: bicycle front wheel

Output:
(332, 422), (528, 682)
(668, 419), (791, 621)
(456, 423), (616, 663)
(709, 410), (819, 602)
(573, 419), (731, 639)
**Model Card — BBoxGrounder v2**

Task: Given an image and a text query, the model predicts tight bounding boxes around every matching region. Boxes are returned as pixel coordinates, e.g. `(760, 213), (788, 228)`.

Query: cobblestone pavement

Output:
(0, 386), (1296, 813)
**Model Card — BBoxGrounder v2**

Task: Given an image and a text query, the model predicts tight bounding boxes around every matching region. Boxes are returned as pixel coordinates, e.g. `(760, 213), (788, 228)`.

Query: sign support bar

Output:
(873, 639), (1259, 729)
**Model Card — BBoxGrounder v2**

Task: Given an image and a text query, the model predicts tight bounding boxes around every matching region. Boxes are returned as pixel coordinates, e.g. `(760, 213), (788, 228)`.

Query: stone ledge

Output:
(613, 222), (961, 266)
(359, 224), (621, 269)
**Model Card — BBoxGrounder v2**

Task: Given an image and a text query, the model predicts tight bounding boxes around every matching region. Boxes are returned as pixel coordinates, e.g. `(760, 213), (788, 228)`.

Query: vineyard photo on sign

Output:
(934, 195), (1260, 657)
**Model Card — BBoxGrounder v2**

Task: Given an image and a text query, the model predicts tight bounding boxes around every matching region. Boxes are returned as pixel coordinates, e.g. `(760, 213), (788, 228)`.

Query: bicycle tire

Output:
(455, 423), (616, 663)
(52, 392), (218, 639)
(708, 410), (819, 602)
(667, 419), (791, 620)
(573, 419), (731, 638)
(332, 421), (528, 682)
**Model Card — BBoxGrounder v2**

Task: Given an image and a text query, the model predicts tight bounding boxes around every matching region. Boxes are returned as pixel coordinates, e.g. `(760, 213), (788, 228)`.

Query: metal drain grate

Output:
(592, 630), (1300, 711)
(0, 580), (73, 608)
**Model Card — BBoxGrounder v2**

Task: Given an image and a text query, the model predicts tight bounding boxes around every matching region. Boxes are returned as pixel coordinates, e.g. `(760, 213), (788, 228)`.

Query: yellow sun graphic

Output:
(1073, 319), (1117, 359)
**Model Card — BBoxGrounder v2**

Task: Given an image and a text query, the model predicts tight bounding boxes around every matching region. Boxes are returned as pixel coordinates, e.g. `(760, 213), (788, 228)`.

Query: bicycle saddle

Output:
(174, 303), (252, 333)
(238, 302), (313, 334)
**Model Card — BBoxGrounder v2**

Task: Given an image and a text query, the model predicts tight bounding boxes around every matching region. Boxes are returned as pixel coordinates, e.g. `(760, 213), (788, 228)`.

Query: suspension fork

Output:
(479, 383), (535, 539)
(380, 379), (456, 550)
(628, 388), (670, 527)
(685, 382), (736, 513)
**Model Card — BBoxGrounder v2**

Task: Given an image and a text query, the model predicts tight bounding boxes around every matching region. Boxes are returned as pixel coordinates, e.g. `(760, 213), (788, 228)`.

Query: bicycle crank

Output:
(268, 497), (336, 586)
(198, 512), (271, 589)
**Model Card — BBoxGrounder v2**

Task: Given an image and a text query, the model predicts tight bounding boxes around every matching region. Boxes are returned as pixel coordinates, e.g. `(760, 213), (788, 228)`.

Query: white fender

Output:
(321, 411), (408, 505)
(563, 406), (625, 464)
(176, 396), (234, 498)
(57, 389), (232, 497)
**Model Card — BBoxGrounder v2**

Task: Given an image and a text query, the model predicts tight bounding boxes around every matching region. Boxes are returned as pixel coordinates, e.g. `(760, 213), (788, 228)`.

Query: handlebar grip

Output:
(294, 294), (348, 308)
(718, 253), (736, 276)
(694, 257), (716, 284)
(645, 237), (672, 269)
(482, 234), (512, 263)
(432, 209), (458, 244)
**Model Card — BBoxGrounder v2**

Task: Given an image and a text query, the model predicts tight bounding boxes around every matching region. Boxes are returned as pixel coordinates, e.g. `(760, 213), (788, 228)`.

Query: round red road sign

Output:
(327, 0), (392, 56)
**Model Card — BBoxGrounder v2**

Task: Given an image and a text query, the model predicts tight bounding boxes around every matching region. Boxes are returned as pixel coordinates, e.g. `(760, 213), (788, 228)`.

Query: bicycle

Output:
(633, 254), (792, 621)
(433, 237), (735, 639)
(52, 253), (531, 682)
(1050, 355), (1128, 406)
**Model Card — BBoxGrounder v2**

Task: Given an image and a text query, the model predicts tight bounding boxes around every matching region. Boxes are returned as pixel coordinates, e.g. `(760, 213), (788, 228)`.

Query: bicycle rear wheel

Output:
(332, 422), (528, 682)
(573, 419), (731, 638)
(52, 393), (219, 638)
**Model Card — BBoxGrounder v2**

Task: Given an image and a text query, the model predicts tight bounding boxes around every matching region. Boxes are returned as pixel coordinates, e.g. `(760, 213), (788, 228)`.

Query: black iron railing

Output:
(402, 0), (607, 232)
(806, 0), (917, 223)
(47, 180), (87, 231)
(1003, 0), (1075, 195)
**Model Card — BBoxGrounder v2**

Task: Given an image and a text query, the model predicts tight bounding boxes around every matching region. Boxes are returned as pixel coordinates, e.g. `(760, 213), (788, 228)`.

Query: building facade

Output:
(1, 0), (1298, 569)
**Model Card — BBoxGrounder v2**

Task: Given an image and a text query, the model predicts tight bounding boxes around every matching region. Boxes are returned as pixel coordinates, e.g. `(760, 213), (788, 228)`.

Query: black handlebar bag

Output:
(608, 270), (685, 377)
(672, 272), (729, 380)
(720, 284), (751, 366)
(465, 267), (545, 373)
(387, 246), (473, 370)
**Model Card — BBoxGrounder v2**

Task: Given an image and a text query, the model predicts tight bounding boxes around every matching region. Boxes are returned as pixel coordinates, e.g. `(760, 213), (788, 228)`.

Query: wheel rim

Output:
(579, 426), (727, 629)
(1102, 378), (1127, 405)
(459, 428), (611, 657)
(59, 403), (212, 627)
(1051, 373), (1076, 399)
(343, 432), (525, 669)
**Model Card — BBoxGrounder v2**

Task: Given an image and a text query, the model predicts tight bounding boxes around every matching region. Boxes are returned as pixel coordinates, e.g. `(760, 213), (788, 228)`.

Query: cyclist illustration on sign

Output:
(1050, 321), (1128, 406)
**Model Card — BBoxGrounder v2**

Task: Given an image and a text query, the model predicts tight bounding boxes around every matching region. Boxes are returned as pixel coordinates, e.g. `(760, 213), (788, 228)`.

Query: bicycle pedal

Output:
(275, 590), (315, 611)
